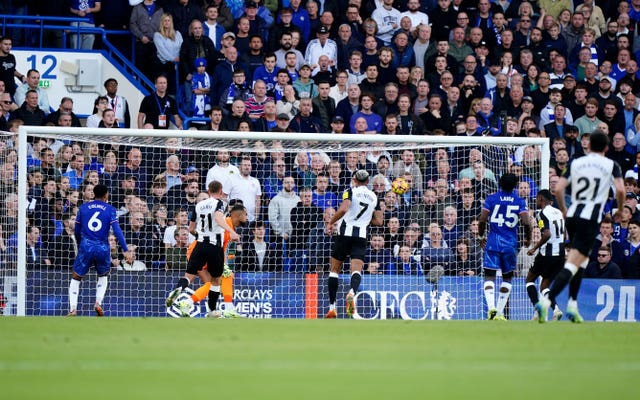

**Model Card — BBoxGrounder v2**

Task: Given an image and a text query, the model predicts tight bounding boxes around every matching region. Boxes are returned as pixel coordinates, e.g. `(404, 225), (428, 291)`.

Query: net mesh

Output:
(3, 128), (547, 319)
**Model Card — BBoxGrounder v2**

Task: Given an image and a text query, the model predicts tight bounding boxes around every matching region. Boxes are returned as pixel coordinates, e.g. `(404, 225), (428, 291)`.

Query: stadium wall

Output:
(13, 49), (147, 122)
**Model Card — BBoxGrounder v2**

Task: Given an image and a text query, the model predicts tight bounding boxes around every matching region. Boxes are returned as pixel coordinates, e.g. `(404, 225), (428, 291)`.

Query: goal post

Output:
(7, 125), (549, 319)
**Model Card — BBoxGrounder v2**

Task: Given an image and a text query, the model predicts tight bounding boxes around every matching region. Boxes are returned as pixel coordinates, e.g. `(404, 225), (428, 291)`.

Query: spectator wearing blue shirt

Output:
(421, 224), (453, 274)
(312, 175), (339, 210)
(252, 53), (279, 96)
(286, 0), (311, 44)
(441, 206), (463, 249)
(212, 47), (247, 102)
(202, 4), (227, 50)
(350, 93), (383, 133)
(396, 245), (423, 275)
(69, 0), (101, 49)
(117, 147), (149, 198)
(62, 154), (86, 190)
(366, 233), (395, 274)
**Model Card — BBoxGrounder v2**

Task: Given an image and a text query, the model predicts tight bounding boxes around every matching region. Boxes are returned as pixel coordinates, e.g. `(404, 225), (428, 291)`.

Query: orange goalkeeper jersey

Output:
(186, 217), (236, 261)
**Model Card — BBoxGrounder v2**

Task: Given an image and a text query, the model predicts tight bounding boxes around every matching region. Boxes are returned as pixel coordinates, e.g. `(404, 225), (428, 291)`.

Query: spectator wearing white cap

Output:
(304, 25), (338, 70)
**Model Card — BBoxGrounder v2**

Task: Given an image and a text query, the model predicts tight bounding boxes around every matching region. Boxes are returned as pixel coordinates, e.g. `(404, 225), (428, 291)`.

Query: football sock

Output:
(496, 282), (512, 315)
(548, 263), (577, 303)
(541, 288), (556, 309)
(483, 281), (495, 310)
(191, 282), (211, 303)
(350, 271), (362, 293)
(525, 282), (538, 306)
(208, 285), (221, 311)
(222, 275), (234, 303)
(328, 272), (339, 306)
(569, 268), (584, 302)
(95, 276), (108, 305)
(177, 277), (189, 290)
(69, 278), (80, 312)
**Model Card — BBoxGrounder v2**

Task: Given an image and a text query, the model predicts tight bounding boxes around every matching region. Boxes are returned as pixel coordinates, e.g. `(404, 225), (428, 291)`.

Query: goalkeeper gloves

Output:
(222, 264), (234, 278)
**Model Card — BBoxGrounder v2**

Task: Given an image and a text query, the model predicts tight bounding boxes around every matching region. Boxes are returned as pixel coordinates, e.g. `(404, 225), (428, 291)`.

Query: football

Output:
(391, 177), (409, 195)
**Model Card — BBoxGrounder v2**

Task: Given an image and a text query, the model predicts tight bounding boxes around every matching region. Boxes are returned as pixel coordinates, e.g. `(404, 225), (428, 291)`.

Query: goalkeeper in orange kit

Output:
(186, 203), (248, 317)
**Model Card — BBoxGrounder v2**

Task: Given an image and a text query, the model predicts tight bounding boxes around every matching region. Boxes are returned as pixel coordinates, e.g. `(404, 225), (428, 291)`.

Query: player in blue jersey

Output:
(478, 173), (533, 320)
(68, 184), (129, 316)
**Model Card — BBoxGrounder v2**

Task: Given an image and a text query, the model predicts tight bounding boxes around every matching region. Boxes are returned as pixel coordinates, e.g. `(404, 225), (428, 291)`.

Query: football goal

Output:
(2, 126), (549, 319)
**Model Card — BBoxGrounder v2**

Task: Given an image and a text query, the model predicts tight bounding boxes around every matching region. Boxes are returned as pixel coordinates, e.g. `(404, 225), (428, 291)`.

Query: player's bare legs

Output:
(326, 257), (343, 318)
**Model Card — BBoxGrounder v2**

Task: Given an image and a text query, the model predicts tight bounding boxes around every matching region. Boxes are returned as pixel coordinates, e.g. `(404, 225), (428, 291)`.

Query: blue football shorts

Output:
(483, 249), (517, 274)
(73, 240), (111, 276)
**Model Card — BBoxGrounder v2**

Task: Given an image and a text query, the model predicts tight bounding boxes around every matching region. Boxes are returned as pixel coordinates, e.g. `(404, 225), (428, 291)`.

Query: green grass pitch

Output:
(0, 318), (638, 400)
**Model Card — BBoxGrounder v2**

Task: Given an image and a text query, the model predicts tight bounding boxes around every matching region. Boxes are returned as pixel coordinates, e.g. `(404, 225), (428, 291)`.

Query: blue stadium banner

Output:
(18, 271), (640, 321)
(571, 280), (638, 322)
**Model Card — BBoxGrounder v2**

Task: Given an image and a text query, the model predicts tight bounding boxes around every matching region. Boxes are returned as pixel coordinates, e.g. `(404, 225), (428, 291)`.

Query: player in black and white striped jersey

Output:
(537, 132), (626, 323)
(325, 170), (384, 319)
(526, 190), (566, 320)
(165, 181), (240, 315)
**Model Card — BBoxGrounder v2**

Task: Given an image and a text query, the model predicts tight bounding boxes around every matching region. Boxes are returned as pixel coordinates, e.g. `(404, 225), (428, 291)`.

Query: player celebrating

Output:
(68, 184), (129, 316)
(182, 203), (248, 318)
(478, 173), (532, 321)
(537, 132), (625, 323)
(326, 170), (383, 318)
(525, 190), (565, 321)
(165, 181), (239, 316)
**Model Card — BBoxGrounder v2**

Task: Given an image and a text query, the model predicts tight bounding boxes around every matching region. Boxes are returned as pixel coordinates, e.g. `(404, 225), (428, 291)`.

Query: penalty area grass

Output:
(0, 318), (638, 400)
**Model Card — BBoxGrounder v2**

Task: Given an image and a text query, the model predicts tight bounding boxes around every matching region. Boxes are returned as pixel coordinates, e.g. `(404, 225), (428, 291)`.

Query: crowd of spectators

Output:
(1, 0), (640, 278)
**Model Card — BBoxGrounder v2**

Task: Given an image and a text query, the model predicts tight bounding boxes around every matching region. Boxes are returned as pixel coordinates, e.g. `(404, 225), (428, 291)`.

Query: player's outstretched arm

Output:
(519, 212), (533, 247)
(111, 222), (129, 253)
(188, 220), (197, 237)
(215, 211), (239, 241)
(477, 208), (490, 247)
(329, 199), (350, 226)
(614, 177), (626, 217)
(371, 209), (384, 226)
(554, 177), (569, 216)
(74, 215), (82, 244)
(527, 228), (550, 255)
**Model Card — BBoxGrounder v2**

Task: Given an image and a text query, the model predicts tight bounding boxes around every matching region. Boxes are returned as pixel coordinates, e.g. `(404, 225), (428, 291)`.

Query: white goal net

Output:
(3, 126), (549, 319)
